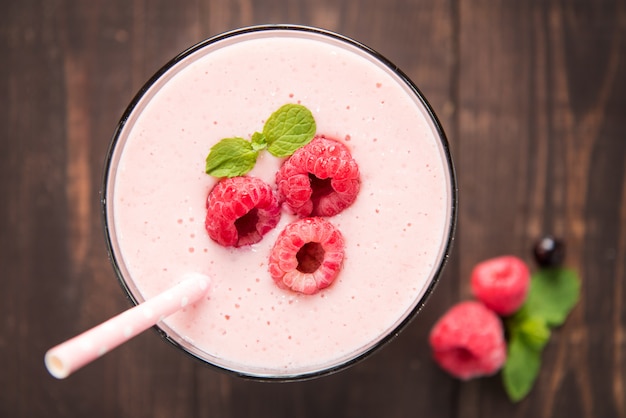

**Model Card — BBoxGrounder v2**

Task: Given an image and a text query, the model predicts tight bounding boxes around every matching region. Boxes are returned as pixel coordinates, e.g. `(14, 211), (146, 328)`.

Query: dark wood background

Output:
(2, 0), (625, 417)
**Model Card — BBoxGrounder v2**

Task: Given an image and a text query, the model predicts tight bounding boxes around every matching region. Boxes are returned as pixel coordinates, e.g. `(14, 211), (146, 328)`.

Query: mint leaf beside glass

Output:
(502, 267), (580, 402)
(523, 268), (580, 327)
(502, 332), (542, 402)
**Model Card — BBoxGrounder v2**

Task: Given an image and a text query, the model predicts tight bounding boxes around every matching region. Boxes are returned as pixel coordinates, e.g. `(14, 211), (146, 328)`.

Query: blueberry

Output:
(533, 236), (566, 268)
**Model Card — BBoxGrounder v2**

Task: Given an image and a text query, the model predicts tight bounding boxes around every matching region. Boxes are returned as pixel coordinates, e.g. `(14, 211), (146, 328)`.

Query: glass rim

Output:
(101, 23), (458, 381)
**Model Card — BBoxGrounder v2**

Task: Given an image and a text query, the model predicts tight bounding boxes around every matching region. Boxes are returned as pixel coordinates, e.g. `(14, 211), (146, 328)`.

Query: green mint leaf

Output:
(501, 268), (580, 402)
(203, 104), (317, 178)
(517, 316), (551, 351)
(502, 333), (542, 402)
(523, 268), (580, 327)
(264, 103), (316, 157)
(205, 137), (258, 178)
(251, 132), (267, 151)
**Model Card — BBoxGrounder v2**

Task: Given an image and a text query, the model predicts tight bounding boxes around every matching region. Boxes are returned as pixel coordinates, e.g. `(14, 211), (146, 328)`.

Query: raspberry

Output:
(205, 176), (281, 247)
(276, 135), (360, 217)
(470, 255), (530, 315)
(268, 217), (345, 294)
(429, 301), (507, 380)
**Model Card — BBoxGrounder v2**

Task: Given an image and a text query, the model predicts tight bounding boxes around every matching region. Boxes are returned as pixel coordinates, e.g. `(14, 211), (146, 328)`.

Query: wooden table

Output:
(2, 1), (625, 417)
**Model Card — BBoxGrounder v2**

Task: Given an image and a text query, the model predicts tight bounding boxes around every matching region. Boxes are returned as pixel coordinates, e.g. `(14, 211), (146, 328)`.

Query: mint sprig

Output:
(502, 267), (580, 402)
(264, 104), (317, 157)
(205, 137), (258, 178)
(205, 104), (316, 177)
(519, 268), (580, 327)
(502, 331), (542, 402)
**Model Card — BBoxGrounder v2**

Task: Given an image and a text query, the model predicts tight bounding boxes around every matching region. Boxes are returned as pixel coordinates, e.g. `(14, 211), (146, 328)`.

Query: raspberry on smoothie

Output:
(205, 176), (281, 247)
(268, 217), (345, 294)
(276, 135), (360, 217)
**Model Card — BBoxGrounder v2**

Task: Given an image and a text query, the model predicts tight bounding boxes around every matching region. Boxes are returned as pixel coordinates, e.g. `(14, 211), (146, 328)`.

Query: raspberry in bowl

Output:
(102, 25), (457, 380)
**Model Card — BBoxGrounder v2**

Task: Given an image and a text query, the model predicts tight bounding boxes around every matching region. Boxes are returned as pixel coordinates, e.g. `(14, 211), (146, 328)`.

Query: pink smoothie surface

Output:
(106, 28), (454, 378)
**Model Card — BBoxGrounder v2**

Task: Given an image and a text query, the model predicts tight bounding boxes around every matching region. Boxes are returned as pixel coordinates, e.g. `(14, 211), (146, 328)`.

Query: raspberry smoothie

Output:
(104, 25), (456, 379)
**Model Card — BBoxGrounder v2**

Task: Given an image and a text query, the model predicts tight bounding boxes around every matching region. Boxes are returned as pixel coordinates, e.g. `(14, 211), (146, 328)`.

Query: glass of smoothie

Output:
(102, 24), (457, 380)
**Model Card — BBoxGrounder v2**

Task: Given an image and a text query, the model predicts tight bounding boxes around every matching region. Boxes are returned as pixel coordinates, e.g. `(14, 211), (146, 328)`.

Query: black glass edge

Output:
(100, 23), (458, 382)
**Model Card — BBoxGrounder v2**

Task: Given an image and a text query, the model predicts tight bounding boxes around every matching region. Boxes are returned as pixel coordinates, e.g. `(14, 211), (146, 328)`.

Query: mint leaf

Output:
(203, 104), (317, 178)
(523, 268), (580, 327)
(251, 132), (267, 151)
(502, 333), (542, 402)
(264, 104), (316, 157)
(516, 316), (551, 350)
(205, 137), (258, 177)
(501, 267), (579, 402)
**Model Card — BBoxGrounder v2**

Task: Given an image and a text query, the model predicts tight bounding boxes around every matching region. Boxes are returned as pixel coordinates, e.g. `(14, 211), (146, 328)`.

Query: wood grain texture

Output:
(1, 0), (624, 417)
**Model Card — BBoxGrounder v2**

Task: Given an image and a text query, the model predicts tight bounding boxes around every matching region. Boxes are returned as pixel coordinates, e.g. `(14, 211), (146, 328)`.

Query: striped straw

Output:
(45, 273), (210, 379)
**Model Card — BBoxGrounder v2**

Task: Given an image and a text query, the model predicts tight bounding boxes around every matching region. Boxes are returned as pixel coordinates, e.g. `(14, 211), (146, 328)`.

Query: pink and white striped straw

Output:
(45, 272), (210, 379)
